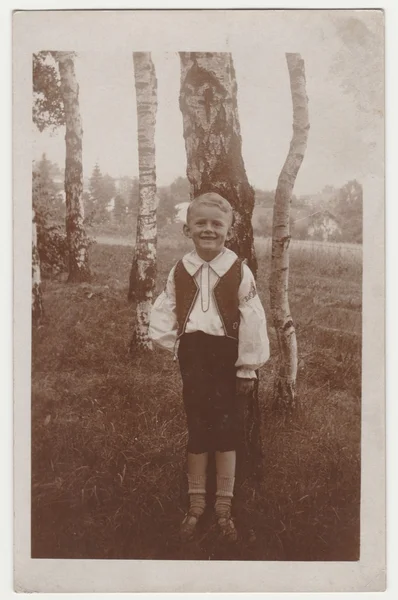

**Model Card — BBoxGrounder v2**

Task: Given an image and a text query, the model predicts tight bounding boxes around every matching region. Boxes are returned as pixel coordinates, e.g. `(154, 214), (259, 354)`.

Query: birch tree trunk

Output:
(56, 51), (90, 283)
(32, 209), (43, 325)
(179, 52), (257, 276)
(270, 53), (310, 412)
(128, 52), (158, 351)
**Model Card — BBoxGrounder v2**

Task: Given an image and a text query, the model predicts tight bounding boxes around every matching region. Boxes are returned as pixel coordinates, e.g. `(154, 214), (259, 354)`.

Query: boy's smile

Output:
(183, 204), (233, 261)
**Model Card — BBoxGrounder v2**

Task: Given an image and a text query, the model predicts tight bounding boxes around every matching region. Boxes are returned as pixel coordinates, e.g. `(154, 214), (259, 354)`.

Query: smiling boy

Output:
(149, 192), (270, 542)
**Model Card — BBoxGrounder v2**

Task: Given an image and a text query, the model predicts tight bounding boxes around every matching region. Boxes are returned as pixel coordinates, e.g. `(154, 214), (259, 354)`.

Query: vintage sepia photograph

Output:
(13, 8), (385, 593)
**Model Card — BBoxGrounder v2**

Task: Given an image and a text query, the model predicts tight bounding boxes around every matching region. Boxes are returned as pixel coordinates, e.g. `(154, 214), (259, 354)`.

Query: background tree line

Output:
(33, 150), (362, 259)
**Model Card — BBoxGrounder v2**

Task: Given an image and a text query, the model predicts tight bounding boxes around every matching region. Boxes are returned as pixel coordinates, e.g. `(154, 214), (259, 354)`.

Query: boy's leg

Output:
(178, 333), (208, 539)
(215, 450), (237, 542)
(187, 451), (208, 517)
(181, 452), (208, 541)
(204, 336), (239, 541)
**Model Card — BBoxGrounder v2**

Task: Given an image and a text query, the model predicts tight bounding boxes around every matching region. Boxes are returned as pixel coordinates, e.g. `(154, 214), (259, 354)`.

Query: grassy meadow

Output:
(31, 235), (362, 560)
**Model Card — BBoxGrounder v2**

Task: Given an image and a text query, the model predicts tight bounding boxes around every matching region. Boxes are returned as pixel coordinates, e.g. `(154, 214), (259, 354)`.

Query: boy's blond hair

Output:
(186, 192), (234, 226)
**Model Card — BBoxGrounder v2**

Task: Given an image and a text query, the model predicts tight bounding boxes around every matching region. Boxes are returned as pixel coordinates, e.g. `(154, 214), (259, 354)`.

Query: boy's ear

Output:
(226, 227), (233, 241)
(183, 223), (192, 238)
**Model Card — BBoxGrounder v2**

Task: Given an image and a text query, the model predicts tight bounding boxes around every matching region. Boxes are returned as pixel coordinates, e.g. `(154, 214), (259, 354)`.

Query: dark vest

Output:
(174, 258), (243, 340)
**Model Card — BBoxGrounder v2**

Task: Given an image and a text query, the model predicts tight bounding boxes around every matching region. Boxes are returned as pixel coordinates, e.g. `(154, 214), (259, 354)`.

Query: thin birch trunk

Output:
(32, 209), (43, 325)
(179, 52), (257, 276)
(56, 51), (90, 283)
(128, 52), (158, 351)
(270, 53), (310, 411)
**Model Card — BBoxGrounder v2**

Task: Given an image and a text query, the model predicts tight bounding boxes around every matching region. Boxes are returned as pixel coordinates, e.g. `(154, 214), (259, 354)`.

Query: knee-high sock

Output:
(215, 450), (236, 517)
(187, 452), (208, 517)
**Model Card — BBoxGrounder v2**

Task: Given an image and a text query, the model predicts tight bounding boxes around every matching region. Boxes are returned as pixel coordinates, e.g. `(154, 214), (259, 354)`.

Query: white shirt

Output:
(149, 248), (270, 378)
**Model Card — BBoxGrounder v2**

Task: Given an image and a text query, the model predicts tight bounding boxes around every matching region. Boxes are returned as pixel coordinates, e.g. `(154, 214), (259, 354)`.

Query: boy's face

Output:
(183, 204), (233, 261)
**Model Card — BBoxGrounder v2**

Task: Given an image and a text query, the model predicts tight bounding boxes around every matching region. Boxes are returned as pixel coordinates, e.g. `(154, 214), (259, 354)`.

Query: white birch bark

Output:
(56, 51), (90, 283)
(32, 209), (43, 325)
(270, 53), (310, 411)
(129, 52), (158, 351)
(179, 52), (257, 275)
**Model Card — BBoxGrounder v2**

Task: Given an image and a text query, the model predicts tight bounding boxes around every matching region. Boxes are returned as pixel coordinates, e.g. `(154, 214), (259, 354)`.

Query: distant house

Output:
(52, 175), (64, 187)
(307, 210), (342, 242)
(57, 190), (66, 204)
(106, 197), (116, 213)
(175, 201), (189, 224)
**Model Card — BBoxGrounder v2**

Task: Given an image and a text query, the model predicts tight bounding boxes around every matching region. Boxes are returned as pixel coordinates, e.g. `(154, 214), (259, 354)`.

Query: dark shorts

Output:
(178, 332), (239, 454)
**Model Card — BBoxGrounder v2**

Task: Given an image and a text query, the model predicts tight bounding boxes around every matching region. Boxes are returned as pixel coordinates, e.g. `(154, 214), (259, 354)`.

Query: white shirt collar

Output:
(182, 247), (238, 278)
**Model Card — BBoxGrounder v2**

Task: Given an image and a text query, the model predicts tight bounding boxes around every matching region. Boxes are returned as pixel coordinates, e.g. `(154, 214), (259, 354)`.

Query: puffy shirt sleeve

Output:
(149, 265), (178, 352)
(235, 263), (270, 378)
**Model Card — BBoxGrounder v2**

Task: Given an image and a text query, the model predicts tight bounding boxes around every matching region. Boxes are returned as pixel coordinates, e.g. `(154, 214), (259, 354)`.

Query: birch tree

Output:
(128, 52), (158, 350)
(270, 53), (310, 411)
(32, 209), (43, 325)
(55, 51), (90, 283)
(179, 52), (257, 276)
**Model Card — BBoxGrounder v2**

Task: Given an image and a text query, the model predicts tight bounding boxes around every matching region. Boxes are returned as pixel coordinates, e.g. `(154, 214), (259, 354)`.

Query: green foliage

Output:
(33, 52), (65, 132)
(33, 153), (65, 223)
(34, 203), (68, 278)
(157, 188), (178, 228)
(86, 164), (117, 224)
(113, 195), (126, 223)
(331, 180), (363, 243)
(86, 163), (103, 222)
(170, 176), (190, 203)
(102, 174), (117, 204)
(33, 154), (68, 277)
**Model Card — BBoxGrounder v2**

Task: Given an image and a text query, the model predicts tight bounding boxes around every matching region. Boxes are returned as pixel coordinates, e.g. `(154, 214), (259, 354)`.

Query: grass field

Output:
(31, 236), (362, 560)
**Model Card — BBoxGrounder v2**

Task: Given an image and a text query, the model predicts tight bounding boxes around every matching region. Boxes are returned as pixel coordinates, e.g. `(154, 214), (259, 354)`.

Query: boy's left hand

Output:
(236, 377), (256, 396)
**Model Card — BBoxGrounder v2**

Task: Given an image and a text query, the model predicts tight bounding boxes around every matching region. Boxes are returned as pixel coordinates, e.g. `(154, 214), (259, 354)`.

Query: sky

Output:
(32, 11), (383, 196)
